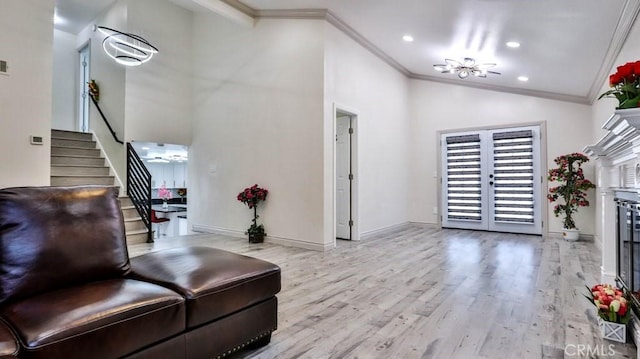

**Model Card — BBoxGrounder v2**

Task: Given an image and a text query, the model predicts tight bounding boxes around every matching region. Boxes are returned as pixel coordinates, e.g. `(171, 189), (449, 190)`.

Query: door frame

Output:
(436, 121), (548, 237)
(333, 103), (360, 244)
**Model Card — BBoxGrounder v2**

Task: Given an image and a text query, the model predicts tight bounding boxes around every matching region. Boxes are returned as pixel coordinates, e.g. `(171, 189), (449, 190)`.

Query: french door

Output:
(441, 125), (542, 235)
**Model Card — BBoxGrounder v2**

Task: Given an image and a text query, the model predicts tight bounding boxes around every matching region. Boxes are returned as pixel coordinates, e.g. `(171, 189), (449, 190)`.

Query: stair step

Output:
(119, 197), (133, 207)
(125, 217), (147, 232)
(126, 230), (150, 245)
(121, 206), (140, 219)
(51, 155), (105, 166)
(51, 146), (101, 157)
(51, 138), (97, 149)
(51, 129), (93, 141)
(50, 175), (115, 186)
(51, 165), (110, 176)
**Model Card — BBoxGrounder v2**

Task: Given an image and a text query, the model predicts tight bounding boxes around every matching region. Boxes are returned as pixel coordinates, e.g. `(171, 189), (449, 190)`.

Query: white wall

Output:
(52, 29), (77, 131)
(77, 1), (127, 182)
(324, 24), (411, 240)
(124, 0), (193, 146)
(0, 0), (53, 188)
(409, 80), (594, 236)
(190, 15), (326, 249)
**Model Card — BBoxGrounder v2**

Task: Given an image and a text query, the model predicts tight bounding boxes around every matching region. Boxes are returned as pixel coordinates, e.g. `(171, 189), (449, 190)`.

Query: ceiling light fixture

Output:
(506, 41), (521, 48)
(148, 157), (170, 163)
(402, 35), (414, 42)
(518, 76), (529, 82)
(97, 26), (158, 67)
(433, 58), (500, 79)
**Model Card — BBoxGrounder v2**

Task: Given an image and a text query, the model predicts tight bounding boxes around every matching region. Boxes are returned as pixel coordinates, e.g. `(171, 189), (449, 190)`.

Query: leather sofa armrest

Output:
(0, 319), (19, 358)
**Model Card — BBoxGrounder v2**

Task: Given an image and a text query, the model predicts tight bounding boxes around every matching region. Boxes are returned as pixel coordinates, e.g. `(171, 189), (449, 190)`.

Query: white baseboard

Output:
(408, 221), (440, 229)
(192, 224), (245, 238)
(360, 222), (411, 238)
(191, 224), (332, 251)
(266, 235), (334, 252)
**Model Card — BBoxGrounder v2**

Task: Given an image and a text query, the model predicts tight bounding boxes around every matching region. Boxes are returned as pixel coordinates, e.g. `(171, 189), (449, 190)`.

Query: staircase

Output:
(50, 129), (149, 244)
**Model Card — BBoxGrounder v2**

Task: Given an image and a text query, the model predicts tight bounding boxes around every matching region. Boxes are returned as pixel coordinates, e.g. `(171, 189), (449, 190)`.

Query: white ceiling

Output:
(54, 0), (640, 103)
(54, 0), (117, 34)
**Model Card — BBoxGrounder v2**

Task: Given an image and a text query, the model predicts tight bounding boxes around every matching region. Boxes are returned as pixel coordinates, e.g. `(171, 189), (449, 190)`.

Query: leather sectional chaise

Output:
(0, 186), (281, 359)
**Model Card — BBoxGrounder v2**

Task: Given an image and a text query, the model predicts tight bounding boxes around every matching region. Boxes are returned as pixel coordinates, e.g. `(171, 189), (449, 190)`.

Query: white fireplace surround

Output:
(585, 108), (640, 352)
(586, 108), (640, 282)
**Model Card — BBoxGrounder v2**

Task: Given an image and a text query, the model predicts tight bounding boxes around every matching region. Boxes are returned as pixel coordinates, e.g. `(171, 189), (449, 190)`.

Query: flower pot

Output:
(248, 232), (264, 243)
(598, 317), (627, 343)
(562, 228), (579, 241)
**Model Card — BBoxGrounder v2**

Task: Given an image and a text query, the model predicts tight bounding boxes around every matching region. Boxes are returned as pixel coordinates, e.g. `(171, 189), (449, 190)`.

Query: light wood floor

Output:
(129, 225), (637, 359)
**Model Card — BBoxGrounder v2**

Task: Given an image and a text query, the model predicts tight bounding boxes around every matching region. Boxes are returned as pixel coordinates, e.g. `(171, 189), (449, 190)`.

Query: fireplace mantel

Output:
(586, 108), (640, 167)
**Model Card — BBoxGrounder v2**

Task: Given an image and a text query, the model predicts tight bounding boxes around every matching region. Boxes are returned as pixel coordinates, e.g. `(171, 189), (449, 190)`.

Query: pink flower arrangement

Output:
(237, 184), (268, 237)
(157, 185), (172, 201)
(586, 284), (631, 324)
(237, 184), (268, 209)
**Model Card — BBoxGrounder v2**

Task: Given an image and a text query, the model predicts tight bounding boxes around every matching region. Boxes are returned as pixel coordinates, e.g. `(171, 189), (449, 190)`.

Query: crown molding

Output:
(410, 73), (590, 105)
(257, 8), (327, 19)
(218, 0), (631, 105)
(219, 0), (257, 17)
(324, 10), (412, 77)
(586, 0), (640, 103)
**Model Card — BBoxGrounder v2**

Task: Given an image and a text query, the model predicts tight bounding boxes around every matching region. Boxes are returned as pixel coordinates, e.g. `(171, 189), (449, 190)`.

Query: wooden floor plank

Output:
(128, 225), (637, 358)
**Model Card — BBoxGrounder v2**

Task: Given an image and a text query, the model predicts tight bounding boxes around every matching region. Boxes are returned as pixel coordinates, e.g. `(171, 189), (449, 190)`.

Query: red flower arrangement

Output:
(585, 284), (631, 324)
(237, 184), (268, 239)
(598, 61), (640, 109)
(547, 153), (595, 230)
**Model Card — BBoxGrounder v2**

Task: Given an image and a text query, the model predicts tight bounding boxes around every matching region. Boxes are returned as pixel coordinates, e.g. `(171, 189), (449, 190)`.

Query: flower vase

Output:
(249, 232), (264, 243)
(562, 228), (579, 241)
(598, 317), (627, 343)
(162, 200), (168, 209)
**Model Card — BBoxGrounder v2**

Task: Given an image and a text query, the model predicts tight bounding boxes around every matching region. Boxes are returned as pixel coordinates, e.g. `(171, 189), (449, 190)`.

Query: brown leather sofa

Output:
(0, 186), (281, 359)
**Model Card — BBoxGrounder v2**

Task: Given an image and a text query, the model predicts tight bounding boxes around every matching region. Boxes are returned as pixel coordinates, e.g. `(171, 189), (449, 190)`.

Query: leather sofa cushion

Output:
(0, 319), (18, 357)
(130, 246), (281, 328)
(1, 279), (185, 359)
(0, 186), (130, 304)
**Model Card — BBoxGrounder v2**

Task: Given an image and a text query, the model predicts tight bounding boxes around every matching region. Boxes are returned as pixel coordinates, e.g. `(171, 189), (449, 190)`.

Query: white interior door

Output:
(336, 115), (351, 239)
(441, 125), (542, 235)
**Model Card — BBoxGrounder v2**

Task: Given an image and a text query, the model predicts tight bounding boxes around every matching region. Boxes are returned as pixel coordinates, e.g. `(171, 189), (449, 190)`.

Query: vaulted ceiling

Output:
(54, 0), (640, 104)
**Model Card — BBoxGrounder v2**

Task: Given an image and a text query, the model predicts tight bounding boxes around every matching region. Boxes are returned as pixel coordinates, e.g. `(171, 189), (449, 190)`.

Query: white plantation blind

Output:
(445, 134), (482, 221)
(492, 130), (535, 223)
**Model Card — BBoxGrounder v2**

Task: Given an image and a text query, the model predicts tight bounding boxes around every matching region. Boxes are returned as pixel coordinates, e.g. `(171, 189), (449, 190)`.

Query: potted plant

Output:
(585, 284), (631, 343)
(547, 152), (595, 241)
(598, 60), (640, 109)
(237, 184), (268, 243)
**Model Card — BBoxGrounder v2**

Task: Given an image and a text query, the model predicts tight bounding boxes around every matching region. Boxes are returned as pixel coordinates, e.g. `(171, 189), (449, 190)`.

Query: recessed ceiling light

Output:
(142, 147), (150, 150)
(518, 76), (529, 82)
(402, 35), (414, 42)
(506, 41), (521, 48)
